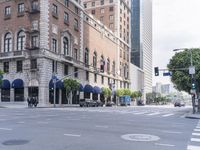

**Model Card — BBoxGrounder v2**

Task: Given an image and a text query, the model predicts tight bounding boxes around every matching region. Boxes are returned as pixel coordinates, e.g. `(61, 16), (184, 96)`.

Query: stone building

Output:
(0, 0), (125, 106)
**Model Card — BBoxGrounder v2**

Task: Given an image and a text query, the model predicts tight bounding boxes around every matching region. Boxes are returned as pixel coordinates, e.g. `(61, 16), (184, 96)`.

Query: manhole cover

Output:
(2, 139), (30, 146)
(121, 134), (160, 142)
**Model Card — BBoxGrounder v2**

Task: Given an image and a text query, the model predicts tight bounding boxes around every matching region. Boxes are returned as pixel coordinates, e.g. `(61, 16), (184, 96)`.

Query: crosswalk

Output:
(61, 107), (184, 118)
(187, 120), (200, 150)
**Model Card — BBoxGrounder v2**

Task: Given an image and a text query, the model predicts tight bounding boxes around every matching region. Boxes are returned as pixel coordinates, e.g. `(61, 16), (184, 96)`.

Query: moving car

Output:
(174, 101), (185, 107)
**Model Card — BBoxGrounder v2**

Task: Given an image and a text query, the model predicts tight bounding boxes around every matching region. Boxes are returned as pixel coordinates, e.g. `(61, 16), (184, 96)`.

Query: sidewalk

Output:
(0, 102), (27, 109)
(185, 112), (200, 119)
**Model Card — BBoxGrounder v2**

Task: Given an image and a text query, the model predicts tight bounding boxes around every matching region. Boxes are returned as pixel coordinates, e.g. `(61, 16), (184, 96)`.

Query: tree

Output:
(63, 78), (80, 104)
(116, 89), (124, 97)
(0, 70), (3, 86)
(123, 89), (132, 96)
(101, 87), (112, 105)
(168, 48), (200, 112)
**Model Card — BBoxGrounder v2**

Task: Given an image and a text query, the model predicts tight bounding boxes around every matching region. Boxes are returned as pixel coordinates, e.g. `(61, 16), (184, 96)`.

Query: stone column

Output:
(39, 86), (49, 107)
(59, 89), (62, 105)
(24, 87), (28, 102)
(90, 93), (93, 100)
(10, 88), (14, 102)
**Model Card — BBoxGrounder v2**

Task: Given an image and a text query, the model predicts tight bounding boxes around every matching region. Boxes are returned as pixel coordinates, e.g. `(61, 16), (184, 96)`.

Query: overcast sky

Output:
(152, 0), (200, 86)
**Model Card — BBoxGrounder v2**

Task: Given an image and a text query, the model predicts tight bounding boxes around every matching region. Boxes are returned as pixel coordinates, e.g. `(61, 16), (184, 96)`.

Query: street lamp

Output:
(173, 48), (196, 113)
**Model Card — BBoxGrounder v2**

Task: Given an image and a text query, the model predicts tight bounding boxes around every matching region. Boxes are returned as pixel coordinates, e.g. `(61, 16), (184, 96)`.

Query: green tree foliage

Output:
(63, 78), (80, 97)
(116, 89), (124, 97)
(0, 70), (3, 86)
(123, 89), (132, 96)
(168, 48), (200, 93)
(101, 87), (112, 98)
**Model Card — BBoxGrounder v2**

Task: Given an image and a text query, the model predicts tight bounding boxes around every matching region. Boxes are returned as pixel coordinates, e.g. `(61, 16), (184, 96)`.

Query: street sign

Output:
(163, 72), (171, 76)
(189, 66), (195, 75)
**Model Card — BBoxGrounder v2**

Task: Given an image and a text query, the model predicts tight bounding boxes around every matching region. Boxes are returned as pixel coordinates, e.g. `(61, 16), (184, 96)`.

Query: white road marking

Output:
(17, 121), (25, 124)
(162, 131), (182, 134)
(155, 143), (175, 147)
(194, 129), (200, 132)
(147, 112), (160, 116)
(162, 114), (174, 117)
(37, 121), (48, 124)
(134, 112), (146, 115)
(191, 138), (200, 142)
(192, 133), (200, 136)
(196, 126), (200, 129)
(64, 134), (81, 137)
(0, 128), (12, 131)
(187, 145), (200, 150)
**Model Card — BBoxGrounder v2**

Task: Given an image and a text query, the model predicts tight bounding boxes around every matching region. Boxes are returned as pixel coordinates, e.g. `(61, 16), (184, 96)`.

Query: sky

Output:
(152, 0), (200, 86)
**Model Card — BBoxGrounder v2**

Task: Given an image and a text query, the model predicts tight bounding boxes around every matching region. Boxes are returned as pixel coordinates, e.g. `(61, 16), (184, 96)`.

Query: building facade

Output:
(130, 0), (152, 102)
(83, 0), (131, 89)
(0, 0), (123, 106)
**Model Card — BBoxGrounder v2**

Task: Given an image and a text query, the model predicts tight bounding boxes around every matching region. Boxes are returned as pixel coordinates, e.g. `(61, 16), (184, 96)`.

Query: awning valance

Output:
(12, 79), (24, 88)
(1, 80), (10, 89)
(93, 86), (101, 94)
(84, 84), (94, 93)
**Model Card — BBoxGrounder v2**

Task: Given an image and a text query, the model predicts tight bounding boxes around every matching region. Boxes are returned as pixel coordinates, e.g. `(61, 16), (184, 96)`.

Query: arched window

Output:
(93, 51), (97, 68)
(17, 31), (25, 51)
(4, 32), (12, 52)
(107, 58), (110, 74)
(112, 61), (115, 75)
(63, 37), (69, 55)
(85, 48), (89, 66)
(100, 55), (105, 72)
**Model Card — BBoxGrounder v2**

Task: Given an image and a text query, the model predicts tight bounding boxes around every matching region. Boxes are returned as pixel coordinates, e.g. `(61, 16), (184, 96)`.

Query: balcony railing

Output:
(0, 51), (24, 58)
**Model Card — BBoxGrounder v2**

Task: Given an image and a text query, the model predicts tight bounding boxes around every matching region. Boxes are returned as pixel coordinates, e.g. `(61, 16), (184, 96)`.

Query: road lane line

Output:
(95, 125), (109, 128)
(162, 114), (174, 117)
(64, 134), (81, 137)
(162, 131), (182, 134)
(0, 128), (12, 131)
(188, 145), (200, 150)
(155, 143), (175, 147)
(191, 138), (200, 142)
(134, 112), (146, 115)
(147, 112), (160, 116)
(192, 133), (200, 136)
(194, 129), (200, 132)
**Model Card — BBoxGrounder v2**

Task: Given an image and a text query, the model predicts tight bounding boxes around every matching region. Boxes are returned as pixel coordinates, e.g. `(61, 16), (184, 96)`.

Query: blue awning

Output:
(12, 79), (24, 88)
(1, 80), (10, 89)
(84, 84), (94, 93)
(79, 84), (84, 92)
(93, 86), (101, 94)
(49, 79), (64, 89)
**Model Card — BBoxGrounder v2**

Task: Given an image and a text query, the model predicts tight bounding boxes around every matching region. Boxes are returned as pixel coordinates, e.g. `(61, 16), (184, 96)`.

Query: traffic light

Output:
(154, 67), (159, 76)
(191, 78), (196, 89)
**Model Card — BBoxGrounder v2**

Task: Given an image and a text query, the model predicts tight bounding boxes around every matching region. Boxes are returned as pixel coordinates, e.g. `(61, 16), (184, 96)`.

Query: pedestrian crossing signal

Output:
(154, 67), (159, 76)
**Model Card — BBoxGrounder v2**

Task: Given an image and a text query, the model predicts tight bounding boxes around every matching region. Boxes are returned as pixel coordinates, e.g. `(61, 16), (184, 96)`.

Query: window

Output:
(101, 76), (104, 84)
(52, 4), (58, 16)
(64, 65), (68, 75)
(100, 55), (105, 72)
(18, 3), (24, 13)
(84, 3), (87, 8)
(31, 35), (39, 48)
(5, 6), (11, 16)
(109, 23), (113, 29)
(3, 62), (9, 73)
(86, 71), (89, 81)
(52, 60), (57, 73)
(92, 2), (95, 6)
(107, 59), (110, 74)
(100, 16), (104, 22)
(31, 59), (37, 70)
(74, 67), (78, 78)
(52, 39), (57, 52)
(17, 31), (25, 51)
(109, 15), (114, 21)
(91, 10), (95, 15)
(74, 48), (78, 60)
(100, 0), (104, 5)
(74, 6), (78, 14)
(93, 52), (97, 68)
(4, 32), (12, 52)
(32, 1), (39, 11)
(74, 18), (79, 31)
(120, 49), (122, 57)
(100, 8), (104, 14)
(94, 74), (97, 83)
(64, 12), (69, 24)
(85, 48), (89, 66)
(109, 7), (114, 11)
(16, 60), (23, 72)
(110, 0), (113, 3)
(64, 0), (69, 6)
(63, 37), (69, 55)
(112, 61), (115, 75)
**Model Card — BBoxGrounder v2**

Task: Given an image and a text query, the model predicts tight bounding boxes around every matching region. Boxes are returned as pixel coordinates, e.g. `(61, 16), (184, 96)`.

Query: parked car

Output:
(174, 102), (185, 107)
(137, 100), (144, 106)
(80, 99), (103, 107)
(106, 101), (115, 107)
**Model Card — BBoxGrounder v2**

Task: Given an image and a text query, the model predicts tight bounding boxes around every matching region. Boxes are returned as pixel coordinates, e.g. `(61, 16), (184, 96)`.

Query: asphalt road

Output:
(0, 106), (198, 150)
